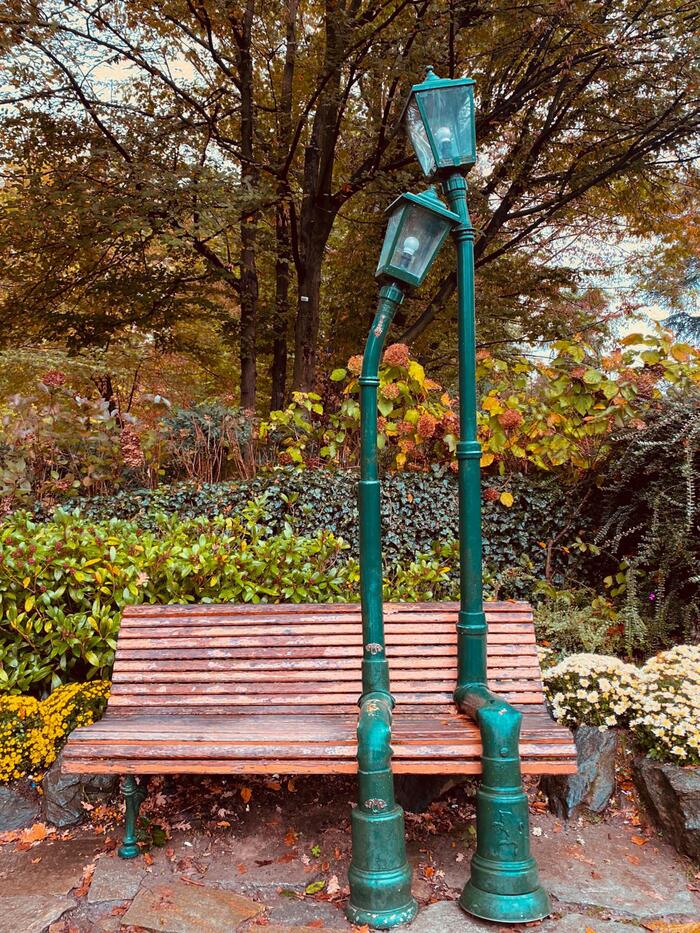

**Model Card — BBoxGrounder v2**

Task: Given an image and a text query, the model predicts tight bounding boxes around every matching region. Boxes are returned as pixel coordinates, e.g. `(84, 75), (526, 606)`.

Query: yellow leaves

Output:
(670, 343), (693, 362)
(480, 452), (495, 468)
(482, 395), (502, 414)
(407, 360), (425, 386)
(22, 577), (30, 587)
(500, 491), (514, 507)
(24, 595), (35, 612)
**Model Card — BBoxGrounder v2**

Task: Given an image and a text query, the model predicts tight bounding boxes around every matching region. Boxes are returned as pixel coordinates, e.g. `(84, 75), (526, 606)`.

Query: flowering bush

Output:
(259, 343), (458, 470)
(628, 645), (700, 765)
(0, 681), (110, 782)
(477, 331), (700, 481)
(543, 653), (639, 730)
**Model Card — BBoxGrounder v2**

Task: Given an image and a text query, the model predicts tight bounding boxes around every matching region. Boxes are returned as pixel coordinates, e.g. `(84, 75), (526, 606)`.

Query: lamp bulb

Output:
(402, 235), (420, 257)
(435, 126), (453, 144)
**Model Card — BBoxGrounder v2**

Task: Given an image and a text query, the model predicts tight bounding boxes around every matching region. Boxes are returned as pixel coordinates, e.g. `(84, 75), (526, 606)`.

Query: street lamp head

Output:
(375, 187), (460, 288)
(402, 66), (476, 178)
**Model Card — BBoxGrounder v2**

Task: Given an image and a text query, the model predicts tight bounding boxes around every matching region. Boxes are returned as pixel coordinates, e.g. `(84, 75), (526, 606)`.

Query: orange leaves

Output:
(74, 862), (95, 898)
(240, 786), (252, 805)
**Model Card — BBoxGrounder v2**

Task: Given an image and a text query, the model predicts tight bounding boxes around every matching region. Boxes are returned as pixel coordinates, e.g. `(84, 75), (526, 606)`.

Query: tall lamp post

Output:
(402, 67), (551, 924)
(347, 188), (460, 930)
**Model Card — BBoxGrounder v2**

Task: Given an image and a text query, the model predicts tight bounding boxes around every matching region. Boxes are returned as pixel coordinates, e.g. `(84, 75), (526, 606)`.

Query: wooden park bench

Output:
(63, 600), (575, 776)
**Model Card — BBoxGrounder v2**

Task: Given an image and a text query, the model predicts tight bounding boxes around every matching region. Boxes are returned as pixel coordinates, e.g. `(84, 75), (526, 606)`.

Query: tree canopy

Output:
(1, 0), (698, 410)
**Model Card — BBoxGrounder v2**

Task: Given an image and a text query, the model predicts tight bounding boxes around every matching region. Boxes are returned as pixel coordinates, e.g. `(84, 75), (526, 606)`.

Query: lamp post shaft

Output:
(442, 173), (488, 690)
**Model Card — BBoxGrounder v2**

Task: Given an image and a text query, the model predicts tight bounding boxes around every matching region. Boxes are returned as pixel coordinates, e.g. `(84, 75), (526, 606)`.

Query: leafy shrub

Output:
(477, 331), (700, 481)
(543, 654), (639, 730)
(595, 390), (700, 650)
(533, 585), (623, 656)
(0, 375), (123, 503)
(0, 681), (110, 782)
(0, 502), (357, 694)
(628, 645), (700, 765)
(260, 344), (457, 470)
(158, 402), (256, 483)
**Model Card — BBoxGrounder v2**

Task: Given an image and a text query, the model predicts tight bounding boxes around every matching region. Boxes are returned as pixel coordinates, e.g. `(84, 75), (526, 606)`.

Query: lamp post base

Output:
(346, 804), (417, 930)
(346, 897), (419, 930)
(459, 877), (551, 924)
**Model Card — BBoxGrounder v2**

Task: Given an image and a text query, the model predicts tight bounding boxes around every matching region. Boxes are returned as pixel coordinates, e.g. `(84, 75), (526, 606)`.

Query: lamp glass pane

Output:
(376, 208), (402, 276)
(406, 97), (436, 176)
(418, 84), (474, 167)
(388, 204), (449, 283)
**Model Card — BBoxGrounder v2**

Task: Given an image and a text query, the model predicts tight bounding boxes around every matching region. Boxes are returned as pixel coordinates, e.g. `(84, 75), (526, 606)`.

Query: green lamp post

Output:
(347, 188), (460, 929)
(402, 67), (552, 924)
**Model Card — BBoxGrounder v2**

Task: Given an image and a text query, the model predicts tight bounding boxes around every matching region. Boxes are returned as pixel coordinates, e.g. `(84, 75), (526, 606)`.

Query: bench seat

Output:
(63, 601), (576, 776)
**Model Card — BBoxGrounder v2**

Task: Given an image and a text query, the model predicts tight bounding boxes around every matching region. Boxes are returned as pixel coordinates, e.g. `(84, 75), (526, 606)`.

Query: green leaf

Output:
(330, 368), (347, 381)
(305, 880), (326, 895)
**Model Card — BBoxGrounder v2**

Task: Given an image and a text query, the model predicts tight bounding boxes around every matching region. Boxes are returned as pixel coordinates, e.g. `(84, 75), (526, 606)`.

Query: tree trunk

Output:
(270, 0), (298, 410)
(291, 0), (346, 391)
(235, 0), (259, 411)
(272, 196), (291, 409)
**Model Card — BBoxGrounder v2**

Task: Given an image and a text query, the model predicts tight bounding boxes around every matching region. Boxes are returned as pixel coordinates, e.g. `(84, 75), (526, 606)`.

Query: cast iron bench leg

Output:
(118, 776), (149, 859)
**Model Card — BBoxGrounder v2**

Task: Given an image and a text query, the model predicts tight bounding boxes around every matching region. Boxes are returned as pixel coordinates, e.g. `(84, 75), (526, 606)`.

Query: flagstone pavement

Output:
(0, 774), (697, 933)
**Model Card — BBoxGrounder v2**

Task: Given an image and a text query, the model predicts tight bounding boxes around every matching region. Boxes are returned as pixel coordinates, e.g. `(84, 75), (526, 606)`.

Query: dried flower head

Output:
(380, 383), (400, 400)
(416, 413), (437, 439)
(383, 343), (410, 368)
(41, 370), (67, 388)
(347, 354), (363, 375)
(498, 408), (524, 431)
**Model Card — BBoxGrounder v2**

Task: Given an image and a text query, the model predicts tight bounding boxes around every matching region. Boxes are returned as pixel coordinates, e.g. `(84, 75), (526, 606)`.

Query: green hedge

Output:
(47, 468), (591, 584)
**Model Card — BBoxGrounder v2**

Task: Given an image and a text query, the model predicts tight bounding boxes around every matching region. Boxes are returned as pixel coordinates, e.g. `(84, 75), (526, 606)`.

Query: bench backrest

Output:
(109, 602), (544, 715)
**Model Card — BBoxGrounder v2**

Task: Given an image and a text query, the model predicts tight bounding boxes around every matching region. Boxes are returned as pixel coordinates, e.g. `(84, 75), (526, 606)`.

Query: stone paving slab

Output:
(532, 820), (700, 920)
(405, 901), (646, 931)
(0, 837), (102, 897)
(121, 878), (264, 932)
(0, 895), (73, 933)
(87, 853), (146, 903)
(264, 895), (353, 929)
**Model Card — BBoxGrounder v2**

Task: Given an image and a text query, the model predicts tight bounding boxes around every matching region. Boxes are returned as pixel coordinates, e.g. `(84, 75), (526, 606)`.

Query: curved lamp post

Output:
(347, 188), (459, 929)
(402, 67), (551, 924)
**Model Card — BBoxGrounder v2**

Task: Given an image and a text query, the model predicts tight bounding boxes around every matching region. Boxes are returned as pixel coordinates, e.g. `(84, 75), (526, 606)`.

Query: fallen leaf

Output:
(21, 823), (52, 844)
(631, 835), (648, 846)
(642, 922), (700, 932)
(240, 786), (252, 804)
(307, 922), (325, 928)
(284, 829), (299, 847)
(305, 880), (326, 895)
(626, 854), (641, 865)
(266, 781), (282, 791)
(74, 863), (95, 898)
(287, 779), (297, 793)
(143, 852), (154, 866)
(237, 862), (248, 874)
(327, 874), (340, 896)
